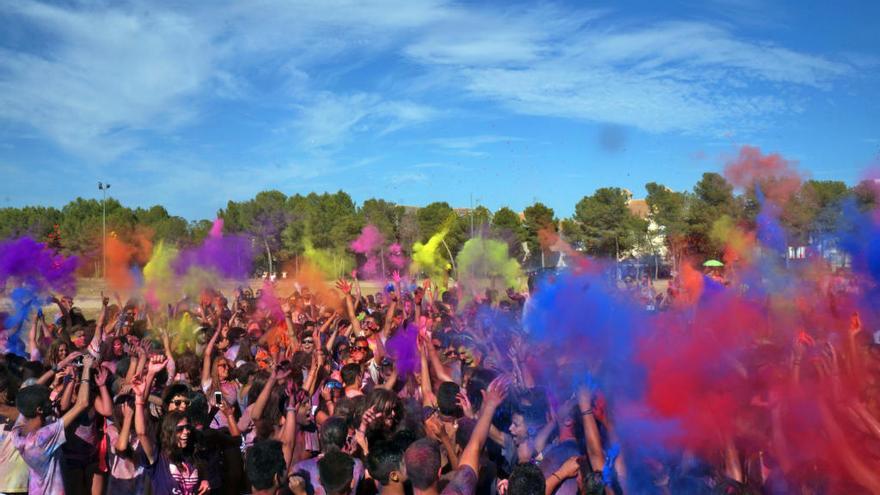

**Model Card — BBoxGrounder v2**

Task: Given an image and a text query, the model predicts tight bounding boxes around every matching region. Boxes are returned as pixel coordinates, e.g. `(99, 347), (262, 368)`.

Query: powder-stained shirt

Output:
(441, 465), (478, 495)
(291, 455), (364, 495)
(12, 418), (67, 495)
(145, 452), (200, 495)
(0, 414), (29, 493)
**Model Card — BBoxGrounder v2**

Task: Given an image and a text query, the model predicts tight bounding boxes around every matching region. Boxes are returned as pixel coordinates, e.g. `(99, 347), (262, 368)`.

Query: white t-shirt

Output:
(12, 418), (66, 495)
(0, 414), (28, 493)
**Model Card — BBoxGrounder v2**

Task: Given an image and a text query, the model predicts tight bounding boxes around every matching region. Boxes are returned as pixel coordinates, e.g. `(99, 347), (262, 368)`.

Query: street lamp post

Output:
(98, 182), (110, 278)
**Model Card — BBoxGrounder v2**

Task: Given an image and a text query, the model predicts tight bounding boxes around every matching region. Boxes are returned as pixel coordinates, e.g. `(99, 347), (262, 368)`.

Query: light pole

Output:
(98, 182), (110, 278)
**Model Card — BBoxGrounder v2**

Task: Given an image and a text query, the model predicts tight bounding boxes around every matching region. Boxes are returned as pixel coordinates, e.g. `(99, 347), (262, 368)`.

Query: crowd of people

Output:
(0, 261), (879, 495)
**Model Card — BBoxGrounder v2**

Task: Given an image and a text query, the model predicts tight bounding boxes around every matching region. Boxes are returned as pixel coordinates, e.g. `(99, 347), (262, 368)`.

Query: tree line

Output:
(1, 173), (876, 275)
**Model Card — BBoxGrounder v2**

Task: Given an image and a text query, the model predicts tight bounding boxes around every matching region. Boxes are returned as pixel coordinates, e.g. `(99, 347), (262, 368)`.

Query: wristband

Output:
(581, 408), (594, 416)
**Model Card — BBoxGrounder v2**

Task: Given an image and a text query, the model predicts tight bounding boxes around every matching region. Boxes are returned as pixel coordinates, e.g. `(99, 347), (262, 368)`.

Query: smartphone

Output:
(214, 391), (223, 406)
(310, 405), (318, 417)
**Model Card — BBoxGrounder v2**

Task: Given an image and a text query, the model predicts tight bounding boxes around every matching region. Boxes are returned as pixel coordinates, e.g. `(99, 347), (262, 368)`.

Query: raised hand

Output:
(392, 270), (401, 284)
(358, 406), (379, 434)
(482, 375), (511, 409)
(147, 355), (168, 375)
(850, 312), (863, 335)
(425, 414), (444, 440)
(557, 455), (581, 479)
(131, 377), (147, 399)
(57, 351), (83, 368)
(95, 366), (110, 387)
(456, 390), (475, 419)
(335, 279), (352, 295)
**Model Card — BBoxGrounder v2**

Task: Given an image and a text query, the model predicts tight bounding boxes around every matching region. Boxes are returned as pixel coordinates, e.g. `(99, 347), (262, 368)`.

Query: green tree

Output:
(852, 180), (878, 212)
(686, 173), (737, 257)
(134, 205), (189, 244)
(522, 202), (556, 263)
(573, 187), (646, 258)
(492, 207), (525, 259)
(220, 190), (290, 272)
(645, 183), (689, 265)
(360, 199), (404, 241)
(417, 202), (454, 241)
(0, 206), (62, 241)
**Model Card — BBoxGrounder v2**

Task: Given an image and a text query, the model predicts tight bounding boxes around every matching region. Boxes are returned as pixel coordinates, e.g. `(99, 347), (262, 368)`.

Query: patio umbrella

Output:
(703, 259), (724, 267)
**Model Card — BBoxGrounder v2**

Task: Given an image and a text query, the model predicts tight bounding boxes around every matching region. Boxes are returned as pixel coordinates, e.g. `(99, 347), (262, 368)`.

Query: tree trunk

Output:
(264, 239), (273, 277)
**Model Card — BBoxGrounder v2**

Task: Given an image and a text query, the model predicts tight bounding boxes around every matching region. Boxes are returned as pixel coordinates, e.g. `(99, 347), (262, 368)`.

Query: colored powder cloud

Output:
(174, 218), (253, 280)
(455, 238), (523, 295)
(143, 241), (179, 309)
(350, 225), (385, 279)
(724, 145), (802, 207)
(304, 238), (353, 279)
(410, 224), (451, 282)
(385, 321), (419, 375)
(0, 237), (78, 356)
(387, 243), (407, 270)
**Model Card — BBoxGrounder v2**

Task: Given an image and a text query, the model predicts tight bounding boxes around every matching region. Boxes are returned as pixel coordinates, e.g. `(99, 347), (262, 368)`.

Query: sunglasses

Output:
(171, 399), (191, 407)
(175, 424), (194, 433)
(302, 339), (314, 345)
(354, 346), (369, 352)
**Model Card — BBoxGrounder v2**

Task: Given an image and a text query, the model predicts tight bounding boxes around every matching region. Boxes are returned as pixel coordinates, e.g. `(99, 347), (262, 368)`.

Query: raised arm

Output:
(52, 295), (72, 330)
(202, 321), (223, 385)
(114, 402), (135, 455)
(459, 375), (509, 474)
(251, 368), (284, 420)
(336, 278), (362, 336)
(417, 335), (436, 407)
(426, 338), (455, 384)
(28, 311), (42, 361)
(133, 375), (156, 465)
(578, 384), (605, 472)
(352, 269), (363, 302)
(160, 329), (176, 384)
(93, 365), (113, 417)
(61, 356), (94, 428)
(281, 393), (300, 467)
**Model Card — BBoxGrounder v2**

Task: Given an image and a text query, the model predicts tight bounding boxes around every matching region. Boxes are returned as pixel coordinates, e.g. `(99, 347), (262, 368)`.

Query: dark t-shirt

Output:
(143, 452), (201, 495)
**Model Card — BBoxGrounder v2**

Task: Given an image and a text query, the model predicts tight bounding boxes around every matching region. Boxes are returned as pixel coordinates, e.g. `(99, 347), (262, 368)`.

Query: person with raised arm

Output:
(13, 355), (95, 494)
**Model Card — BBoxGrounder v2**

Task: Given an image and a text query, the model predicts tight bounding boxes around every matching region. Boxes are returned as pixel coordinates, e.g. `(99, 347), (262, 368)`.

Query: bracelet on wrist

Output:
(581, 408), (594, 416)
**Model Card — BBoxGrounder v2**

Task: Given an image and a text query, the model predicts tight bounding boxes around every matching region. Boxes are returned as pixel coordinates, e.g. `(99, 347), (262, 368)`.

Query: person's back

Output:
(508, 463), (545, 495)
(318, 449), (356, 495)
(291, 417), (364, 495)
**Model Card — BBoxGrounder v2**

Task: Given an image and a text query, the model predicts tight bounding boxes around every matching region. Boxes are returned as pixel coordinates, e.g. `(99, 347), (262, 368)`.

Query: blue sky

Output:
(0, 0), (877, 220)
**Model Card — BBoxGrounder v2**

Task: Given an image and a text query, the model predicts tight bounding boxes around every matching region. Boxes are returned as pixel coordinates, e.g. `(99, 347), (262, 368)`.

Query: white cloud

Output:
(427, 135), (522, 157)
(0, 1), (216, 160)
(389, 172), (428, 184)
(401, 11), (853, 135)
(295, 92), (438, 150)
(0, 0), (863, 163)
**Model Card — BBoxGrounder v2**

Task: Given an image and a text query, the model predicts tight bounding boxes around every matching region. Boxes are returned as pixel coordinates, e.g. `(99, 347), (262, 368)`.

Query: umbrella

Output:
(703, 259), (724, 267)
